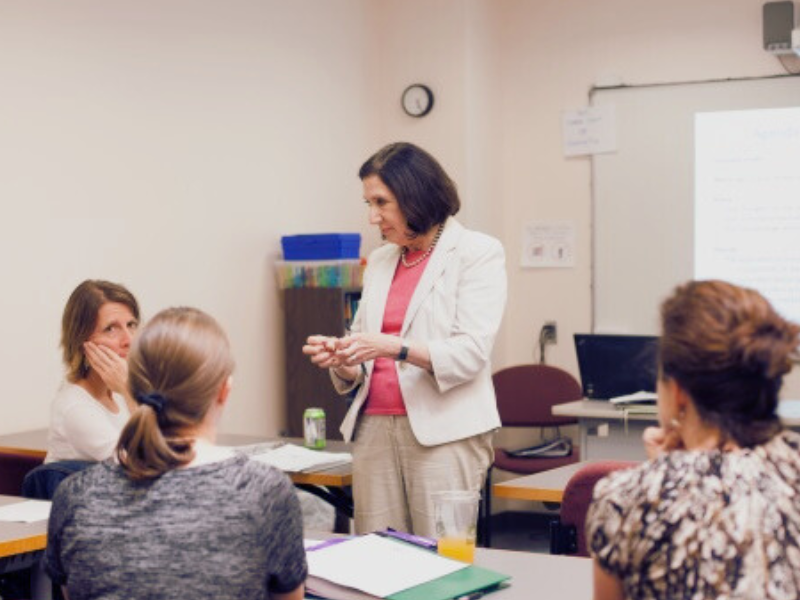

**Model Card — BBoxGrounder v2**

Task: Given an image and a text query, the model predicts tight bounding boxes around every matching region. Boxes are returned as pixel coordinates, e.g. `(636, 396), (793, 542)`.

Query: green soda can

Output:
(303, 407), (326, 449)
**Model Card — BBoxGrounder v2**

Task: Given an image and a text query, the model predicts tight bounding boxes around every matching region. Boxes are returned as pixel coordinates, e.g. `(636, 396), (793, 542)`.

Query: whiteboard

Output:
(591, 76), (800, 334)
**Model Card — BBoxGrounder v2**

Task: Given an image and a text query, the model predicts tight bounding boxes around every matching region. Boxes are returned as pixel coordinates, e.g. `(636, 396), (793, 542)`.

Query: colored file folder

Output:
(389, 564), (509, 600)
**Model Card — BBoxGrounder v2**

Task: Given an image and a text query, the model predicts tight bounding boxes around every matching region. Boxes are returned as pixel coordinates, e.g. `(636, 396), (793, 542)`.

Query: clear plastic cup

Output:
(433, 490), (480, 563)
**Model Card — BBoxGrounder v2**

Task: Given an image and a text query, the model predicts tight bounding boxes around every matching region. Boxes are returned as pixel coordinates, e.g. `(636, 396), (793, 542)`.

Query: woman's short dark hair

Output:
(359, 142), (460, 235)
(659, 280), (800, 447)
(61, 279), (140, 382)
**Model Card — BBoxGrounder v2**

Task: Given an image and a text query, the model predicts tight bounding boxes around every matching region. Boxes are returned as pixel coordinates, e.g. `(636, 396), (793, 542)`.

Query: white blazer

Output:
(333, 218), (507, 446)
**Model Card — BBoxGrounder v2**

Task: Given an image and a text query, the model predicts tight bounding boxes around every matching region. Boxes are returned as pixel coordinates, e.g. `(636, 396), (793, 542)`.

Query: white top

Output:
(334, 218), (507, 445)
(45, 381), (131, 463)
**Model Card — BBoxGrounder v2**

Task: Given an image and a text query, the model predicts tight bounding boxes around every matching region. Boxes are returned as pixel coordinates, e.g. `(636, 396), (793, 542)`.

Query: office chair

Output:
(0, 450), (44, 496)
(482, 364), (583, 547)
(550, 460), (636, 557)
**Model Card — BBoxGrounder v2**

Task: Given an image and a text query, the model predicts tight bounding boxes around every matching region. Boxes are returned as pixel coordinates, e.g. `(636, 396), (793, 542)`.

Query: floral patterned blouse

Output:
(587, 430), (800, 600)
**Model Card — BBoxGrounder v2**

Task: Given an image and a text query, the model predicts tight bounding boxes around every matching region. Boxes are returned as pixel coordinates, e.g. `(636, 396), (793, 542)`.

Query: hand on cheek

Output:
(643, 426), (684, 460)
(84, 341), (129, 394)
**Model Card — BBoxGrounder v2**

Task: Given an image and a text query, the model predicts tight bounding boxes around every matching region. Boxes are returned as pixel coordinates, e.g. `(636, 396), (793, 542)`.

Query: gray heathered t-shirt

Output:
(45, 454), (307, 600)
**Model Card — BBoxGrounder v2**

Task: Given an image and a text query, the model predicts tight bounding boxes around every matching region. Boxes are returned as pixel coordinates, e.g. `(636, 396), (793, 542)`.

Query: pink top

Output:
(364, 249), (431, 415)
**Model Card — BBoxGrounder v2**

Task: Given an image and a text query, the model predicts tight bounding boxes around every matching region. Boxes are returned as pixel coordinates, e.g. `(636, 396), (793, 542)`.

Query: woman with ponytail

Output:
(45, 307), (306, 600)
(588, 280), (800, 600)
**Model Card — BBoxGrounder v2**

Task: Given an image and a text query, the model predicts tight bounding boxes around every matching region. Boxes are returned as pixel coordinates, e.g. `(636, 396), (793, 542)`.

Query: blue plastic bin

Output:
(281, 233), (361, 261)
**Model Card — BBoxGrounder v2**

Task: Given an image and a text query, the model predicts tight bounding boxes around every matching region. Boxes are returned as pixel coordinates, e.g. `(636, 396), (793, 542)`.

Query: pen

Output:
(455, 582), (506, 600)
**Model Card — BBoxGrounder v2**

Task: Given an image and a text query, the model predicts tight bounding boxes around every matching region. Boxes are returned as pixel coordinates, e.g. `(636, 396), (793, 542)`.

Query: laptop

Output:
(573, 334), (659, 400)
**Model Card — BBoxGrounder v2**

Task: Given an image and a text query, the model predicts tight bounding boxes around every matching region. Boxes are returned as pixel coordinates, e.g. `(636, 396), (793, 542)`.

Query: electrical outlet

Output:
(541, 321), (557, 345)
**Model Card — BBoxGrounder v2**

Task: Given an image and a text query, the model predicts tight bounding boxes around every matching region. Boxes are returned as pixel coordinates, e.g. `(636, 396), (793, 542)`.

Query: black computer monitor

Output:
(573, 334), (659, 400)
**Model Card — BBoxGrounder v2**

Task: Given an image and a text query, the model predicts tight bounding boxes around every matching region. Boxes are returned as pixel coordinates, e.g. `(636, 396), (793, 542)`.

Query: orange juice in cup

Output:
(437, 536), (476, 563)
(433, 490), (480, 564)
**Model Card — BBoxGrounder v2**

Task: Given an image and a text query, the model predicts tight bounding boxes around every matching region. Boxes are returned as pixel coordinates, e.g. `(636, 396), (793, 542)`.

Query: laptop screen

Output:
(574, 334), (659, 400)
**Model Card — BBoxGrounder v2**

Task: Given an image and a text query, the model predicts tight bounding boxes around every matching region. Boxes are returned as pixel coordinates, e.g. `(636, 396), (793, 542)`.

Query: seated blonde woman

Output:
(45, 307), (306, 600)
(587, 280), (800, 600)
(46, 279), (140, 463)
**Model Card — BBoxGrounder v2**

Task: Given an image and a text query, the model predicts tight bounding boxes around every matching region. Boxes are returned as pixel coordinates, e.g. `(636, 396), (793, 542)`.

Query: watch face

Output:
(402, 84), (434, 117)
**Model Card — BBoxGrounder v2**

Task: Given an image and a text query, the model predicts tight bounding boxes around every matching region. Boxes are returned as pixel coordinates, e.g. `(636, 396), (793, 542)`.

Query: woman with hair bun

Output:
(45, 307), (306, 600)
(588, 280), (800, 600)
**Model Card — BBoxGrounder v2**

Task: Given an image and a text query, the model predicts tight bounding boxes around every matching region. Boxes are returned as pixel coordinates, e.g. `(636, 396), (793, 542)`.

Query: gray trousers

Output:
(351, 414), (494, 537)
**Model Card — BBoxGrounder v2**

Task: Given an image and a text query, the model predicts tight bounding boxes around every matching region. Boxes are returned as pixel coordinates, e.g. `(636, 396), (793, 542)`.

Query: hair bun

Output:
(731, 319), (799, 379)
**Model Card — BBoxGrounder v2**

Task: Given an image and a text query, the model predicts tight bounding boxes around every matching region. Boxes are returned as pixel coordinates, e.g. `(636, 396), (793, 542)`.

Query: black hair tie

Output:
(137, 392), (167, 413)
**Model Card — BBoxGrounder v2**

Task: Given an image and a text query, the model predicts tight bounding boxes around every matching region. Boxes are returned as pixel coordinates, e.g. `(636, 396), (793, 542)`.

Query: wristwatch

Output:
(397, 341), (410, 362)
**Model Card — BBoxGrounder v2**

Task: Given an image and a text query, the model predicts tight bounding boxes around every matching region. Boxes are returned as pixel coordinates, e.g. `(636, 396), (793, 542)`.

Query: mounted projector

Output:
(763, 1), (797, 54)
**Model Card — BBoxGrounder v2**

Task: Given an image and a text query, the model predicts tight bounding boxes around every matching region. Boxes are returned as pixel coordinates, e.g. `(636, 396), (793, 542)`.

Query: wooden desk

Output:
(0, 508), (594, 600)
(0, 495), (47, 560)
(0, 429), (353, 488)
(0, 429), (354, 530)
(492, 462), (588, 504)
(475, 546), (591, 599)
(304, 531), (592, 600)
(0, 429), (50, 459)
(217, 433), (353, 530)
(0, 495), (50, 600)
(216, 432), (353, 488)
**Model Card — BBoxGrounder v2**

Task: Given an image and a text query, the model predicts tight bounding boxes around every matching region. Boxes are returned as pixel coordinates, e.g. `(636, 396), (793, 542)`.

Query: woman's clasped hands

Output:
(303, 335), (344, 368)
(303, 333), (401, 368)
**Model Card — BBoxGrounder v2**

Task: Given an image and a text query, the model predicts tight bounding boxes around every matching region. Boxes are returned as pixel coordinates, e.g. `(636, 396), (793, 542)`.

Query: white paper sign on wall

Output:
(562, 105), (617, 157)
(521, 220), (576, 268)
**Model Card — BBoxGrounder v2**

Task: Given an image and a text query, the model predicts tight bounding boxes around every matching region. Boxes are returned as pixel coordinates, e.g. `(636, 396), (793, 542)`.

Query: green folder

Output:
(388, 564), (510, 600)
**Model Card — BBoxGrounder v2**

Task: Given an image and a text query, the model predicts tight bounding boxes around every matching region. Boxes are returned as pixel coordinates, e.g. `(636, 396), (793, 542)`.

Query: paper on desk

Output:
(249, 444), (352, 473)
(307, 533), (466, 598)
(609, 391), (657, 405)
(778, 399), (800, 420)
(0, 500), (51, 523)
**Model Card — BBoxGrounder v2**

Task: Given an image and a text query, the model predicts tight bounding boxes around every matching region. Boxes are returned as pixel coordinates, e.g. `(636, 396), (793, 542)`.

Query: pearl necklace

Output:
(401, 223), (444, 268)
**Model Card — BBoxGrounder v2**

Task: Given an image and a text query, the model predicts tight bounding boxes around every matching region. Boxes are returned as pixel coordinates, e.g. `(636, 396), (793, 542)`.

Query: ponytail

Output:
(116, 307), (234, 481)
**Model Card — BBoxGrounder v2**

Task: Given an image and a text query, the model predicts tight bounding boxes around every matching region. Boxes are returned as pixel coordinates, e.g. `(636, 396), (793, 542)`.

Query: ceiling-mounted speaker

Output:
(763, 1), (796, 53)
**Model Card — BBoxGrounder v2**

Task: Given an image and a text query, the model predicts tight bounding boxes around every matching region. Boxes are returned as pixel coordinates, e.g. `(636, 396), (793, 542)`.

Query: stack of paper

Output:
(232, 440), (285, 456)
(609, 391), (657, 405)
(778, 399), (800, 420)
(249, 443), (352, 473)
(0, 500), (51, 523)
(305, 534), (509, 600)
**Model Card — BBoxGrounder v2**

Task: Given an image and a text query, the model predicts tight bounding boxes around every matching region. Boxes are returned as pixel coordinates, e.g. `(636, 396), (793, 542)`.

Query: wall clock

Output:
(401, 84), (434, 118)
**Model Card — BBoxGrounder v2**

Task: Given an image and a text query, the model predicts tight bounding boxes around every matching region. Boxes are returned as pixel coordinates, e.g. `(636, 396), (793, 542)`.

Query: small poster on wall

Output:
(521, 220), (576, 268)
(562, 105), (617, 157)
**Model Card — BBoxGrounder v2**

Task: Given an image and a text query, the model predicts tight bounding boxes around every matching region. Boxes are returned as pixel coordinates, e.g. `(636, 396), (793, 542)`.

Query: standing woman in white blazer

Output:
(303, 142), (507, 536)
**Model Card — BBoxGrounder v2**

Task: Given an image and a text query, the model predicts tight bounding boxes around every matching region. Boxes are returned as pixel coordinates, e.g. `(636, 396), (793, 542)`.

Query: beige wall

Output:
(494, 0), (785, 374)
(0, 0), (375, 435)
(0, 0), (794, 436)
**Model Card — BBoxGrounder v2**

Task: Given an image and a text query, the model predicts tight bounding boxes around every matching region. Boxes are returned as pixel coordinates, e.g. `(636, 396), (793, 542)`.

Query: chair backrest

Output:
(22, 460), (94, 500)
(0, 451), (44, 495)
(492, 364), (582, 427)
(556, 460), (637, 557)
